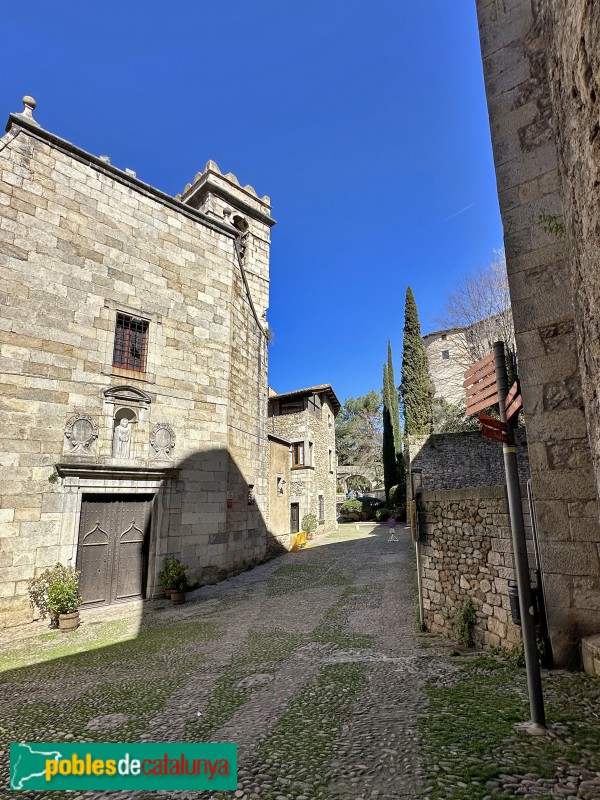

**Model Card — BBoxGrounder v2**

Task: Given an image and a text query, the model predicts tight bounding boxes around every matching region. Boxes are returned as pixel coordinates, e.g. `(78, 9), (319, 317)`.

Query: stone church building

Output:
(0, 97), (276, 626)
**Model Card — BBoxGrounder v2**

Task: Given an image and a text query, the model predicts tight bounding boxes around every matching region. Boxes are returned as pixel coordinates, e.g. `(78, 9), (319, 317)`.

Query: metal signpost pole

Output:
(493, 341), (546, 730)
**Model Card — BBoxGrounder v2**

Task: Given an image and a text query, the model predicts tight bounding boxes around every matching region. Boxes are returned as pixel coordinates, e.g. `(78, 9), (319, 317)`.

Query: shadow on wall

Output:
(71, 447), (289, 615)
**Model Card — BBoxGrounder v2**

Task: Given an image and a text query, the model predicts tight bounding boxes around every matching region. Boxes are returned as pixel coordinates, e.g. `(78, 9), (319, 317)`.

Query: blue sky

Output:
(0, 1), (502, 406)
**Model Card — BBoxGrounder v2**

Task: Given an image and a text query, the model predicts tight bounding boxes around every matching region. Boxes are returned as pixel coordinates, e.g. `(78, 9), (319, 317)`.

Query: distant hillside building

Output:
(268, 385), (340, 543)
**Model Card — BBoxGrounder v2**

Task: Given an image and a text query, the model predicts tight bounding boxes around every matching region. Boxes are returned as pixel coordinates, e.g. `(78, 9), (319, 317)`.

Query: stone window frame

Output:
(441, 349), (450, 360)
(101, 302), (162, 385)
(291, 440), (315, 470)
(276, 474), (286, 495)
(112, 312), (149, 373)
(318, 494), (325, 522)
(328, 448), (334, 473)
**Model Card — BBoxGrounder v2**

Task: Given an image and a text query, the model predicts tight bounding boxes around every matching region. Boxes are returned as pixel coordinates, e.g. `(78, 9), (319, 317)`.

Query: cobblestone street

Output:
(2, 524), (599, 800)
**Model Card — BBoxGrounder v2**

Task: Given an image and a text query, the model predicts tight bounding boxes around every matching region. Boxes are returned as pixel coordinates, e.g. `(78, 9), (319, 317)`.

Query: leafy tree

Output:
(434, 248), (515, 369)
(400, 287), (434, 436)
(335, 391), (383, 480)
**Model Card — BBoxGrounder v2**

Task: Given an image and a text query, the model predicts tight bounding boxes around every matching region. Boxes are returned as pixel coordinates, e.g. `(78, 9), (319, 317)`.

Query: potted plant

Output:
(166, 558), (191, 605)
(28, 564), (82, 631)
(158, 554), (176, 598)
(301, 513), (318, 541)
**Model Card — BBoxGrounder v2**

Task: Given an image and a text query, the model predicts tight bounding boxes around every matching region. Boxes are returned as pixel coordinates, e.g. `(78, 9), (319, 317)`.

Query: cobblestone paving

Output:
(1, 523), (599, 800)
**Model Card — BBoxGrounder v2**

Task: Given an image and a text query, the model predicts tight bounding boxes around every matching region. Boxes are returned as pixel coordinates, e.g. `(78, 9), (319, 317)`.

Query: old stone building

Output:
(0, 97), (275, 626)
(267, 385), (340, 542)
(475, 1), (600, 668)
(423, 327), (469, 406)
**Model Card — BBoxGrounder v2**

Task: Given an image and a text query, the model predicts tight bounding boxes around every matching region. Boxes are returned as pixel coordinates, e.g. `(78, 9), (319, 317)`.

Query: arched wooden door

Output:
(77, 495), (153, 606)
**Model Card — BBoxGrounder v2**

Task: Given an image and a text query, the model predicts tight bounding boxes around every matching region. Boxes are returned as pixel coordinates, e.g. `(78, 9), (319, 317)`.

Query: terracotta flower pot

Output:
(58, 611), (80, 632)
(171, 591), (186, 605)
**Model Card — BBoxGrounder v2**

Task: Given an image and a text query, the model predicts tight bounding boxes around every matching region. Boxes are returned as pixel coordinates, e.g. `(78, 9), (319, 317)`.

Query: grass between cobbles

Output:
(183, 630), (304, 742)
(419, 652), (600, 800)
(0, 617), (218, 681)
(0, 617), (220, 798)
(207, 662), (367, 800)
(183, 583), (375, 743)
(265, 562), (350, 596)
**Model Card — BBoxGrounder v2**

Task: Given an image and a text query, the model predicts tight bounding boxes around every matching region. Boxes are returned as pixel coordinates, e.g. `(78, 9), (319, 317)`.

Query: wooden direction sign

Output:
(464, 353), (499, 416)
(505, 380), (522, 421)
(478, 412), (509, 444)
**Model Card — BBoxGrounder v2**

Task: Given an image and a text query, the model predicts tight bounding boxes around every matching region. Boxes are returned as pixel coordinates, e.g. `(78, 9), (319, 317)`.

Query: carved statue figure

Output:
(113, 417), (131, 458)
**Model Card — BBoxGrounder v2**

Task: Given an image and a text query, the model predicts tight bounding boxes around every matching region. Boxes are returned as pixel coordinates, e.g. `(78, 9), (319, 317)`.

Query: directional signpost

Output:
(464, 343), (546, 731)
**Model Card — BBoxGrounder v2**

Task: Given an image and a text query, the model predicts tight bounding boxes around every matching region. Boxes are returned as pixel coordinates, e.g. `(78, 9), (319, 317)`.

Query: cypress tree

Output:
(382, 363), (397, 502)
(386, 341), (406, 511)
(400, 287), (434, 436)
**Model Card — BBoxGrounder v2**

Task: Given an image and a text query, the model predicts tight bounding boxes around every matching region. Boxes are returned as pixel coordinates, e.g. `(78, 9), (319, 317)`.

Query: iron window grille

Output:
(318, 495), (325, 521)
(113, 313), (149, 372)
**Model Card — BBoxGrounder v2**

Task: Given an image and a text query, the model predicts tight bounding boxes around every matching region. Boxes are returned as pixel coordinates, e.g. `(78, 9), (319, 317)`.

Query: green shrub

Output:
(159, 555), (191, 592)
(454, 599), (477, 646)
(28, 563), (82, 620)
(301, 513), (318, 534)
(375, 507), (394, 523)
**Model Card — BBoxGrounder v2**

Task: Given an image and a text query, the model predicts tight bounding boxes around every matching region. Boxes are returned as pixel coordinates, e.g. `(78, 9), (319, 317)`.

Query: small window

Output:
(441, 333), (447, 341)
(441, 349), (450, 360)
(309, 442), (313, 466)
(292, 442), (304, 467)
(328, 449), (333, 472)
(276, 475), (285, 495)
(113, 313), (149, 372)
(318, 495), (325, 521)
(328, 413), (332, 429)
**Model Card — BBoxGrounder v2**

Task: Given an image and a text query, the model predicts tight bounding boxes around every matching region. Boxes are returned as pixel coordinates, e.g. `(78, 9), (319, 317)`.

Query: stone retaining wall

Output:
(407, 431), (529, 492)
(418, 486), (534, 649)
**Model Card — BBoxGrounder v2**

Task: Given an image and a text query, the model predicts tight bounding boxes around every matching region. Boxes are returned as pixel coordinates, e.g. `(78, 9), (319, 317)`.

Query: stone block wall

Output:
(475, 0), (600, 667)
(407, 430), (530, 491)
(0, 105), (273, 625)
(418, 486), (532, 649)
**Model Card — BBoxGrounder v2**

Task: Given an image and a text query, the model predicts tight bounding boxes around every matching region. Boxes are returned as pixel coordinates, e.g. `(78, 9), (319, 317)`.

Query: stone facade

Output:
(475, 0), (600, 666)
(267, 434), (291, 553)
(0, 98), (274, 626)
(267, 386), (340, 538)
(423, 328), (470, 405)
(418, 487), (532, 650)
(407, 430), (530, 492)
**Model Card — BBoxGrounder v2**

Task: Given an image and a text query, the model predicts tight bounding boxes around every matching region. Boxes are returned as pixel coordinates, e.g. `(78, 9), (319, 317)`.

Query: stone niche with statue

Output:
(102, 385), (152, 462)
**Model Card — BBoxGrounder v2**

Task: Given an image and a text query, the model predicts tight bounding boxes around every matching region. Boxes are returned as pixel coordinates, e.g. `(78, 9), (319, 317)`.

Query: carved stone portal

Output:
(150, 423), (175, 460)
(65, 414), (98, 453)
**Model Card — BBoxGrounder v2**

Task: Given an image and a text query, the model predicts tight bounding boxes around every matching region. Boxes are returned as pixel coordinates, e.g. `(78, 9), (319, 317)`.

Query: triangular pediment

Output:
(103, 385), (152, 405)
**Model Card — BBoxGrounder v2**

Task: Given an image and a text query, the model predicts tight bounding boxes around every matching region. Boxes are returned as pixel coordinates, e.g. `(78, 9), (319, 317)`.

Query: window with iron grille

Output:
(318, 495), (325, 521)
(113, 313), (149, 372)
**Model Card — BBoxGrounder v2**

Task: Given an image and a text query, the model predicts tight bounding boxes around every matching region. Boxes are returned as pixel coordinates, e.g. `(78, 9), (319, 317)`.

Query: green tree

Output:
(386, 340), (406, 508)
(382, 363), (397, 500)
(335, 391), (383, 481)
(400, 287), (434, 436)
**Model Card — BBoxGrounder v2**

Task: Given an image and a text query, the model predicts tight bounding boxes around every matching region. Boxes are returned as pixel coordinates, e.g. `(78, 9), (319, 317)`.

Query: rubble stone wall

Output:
(418, 486), (532, 650)
(407, 430), (530, 491)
